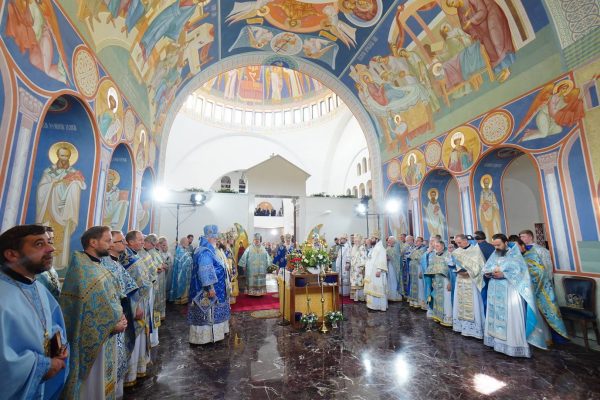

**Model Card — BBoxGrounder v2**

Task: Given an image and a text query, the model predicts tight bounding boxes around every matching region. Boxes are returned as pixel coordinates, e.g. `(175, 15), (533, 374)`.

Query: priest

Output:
(364, 231), (388, 311)
(0, 224), (69, 400)
(238, 233), (271, 296)
(188, 225), (231, 344)
(60, 225), (126, 399)
(451, 234), (486, 339)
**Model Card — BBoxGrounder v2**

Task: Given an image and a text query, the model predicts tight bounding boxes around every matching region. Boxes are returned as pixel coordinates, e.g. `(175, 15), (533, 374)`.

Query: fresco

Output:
(137, 168), (154, 234)
(342, 0), (556, 160)
(400, 149), (425, 187)
(386, 182), (410, 236)
(200, 65), (327, 104)
(25, 96), (96, 270)
(95, 78), (123, 145)
(223, 0), (385, 74)
(420, 169), (453, 240)
(56, 0), (219, 131)
(103, 144), (133, 231)
(441, 125), (480, 173)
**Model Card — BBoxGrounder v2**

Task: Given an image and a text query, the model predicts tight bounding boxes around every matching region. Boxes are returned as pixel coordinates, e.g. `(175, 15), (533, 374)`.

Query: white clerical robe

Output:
(364, 241), (388, 311)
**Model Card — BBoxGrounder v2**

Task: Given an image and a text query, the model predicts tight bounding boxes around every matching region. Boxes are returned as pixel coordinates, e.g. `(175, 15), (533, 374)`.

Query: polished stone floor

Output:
(125, 301), (600, 400)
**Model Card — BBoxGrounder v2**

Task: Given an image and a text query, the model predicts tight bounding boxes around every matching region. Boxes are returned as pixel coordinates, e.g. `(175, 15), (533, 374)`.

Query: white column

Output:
(456, 175), (473, 235)
(537, 152), (570, 270)
(1, 88), (43, 230)
(410, 188), (422, 237)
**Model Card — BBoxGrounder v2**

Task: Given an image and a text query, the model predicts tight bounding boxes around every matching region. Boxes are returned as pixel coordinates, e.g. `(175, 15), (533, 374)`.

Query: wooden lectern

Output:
(278, 271), (339, 329)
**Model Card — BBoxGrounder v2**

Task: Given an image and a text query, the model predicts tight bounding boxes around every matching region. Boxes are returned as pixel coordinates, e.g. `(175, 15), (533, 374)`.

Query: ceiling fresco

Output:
(21, 0), (563, 158)
(199, 65), (329, 105)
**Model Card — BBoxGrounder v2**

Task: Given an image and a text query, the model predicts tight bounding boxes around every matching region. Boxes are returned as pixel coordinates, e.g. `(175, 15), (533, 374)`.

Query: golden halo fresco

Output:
(95, 79), (124, 145)
(48, 141), (79, 166)
(386, 158), (402, 182)
(401, 149), (426, 187)
(441, 126), (481, 174)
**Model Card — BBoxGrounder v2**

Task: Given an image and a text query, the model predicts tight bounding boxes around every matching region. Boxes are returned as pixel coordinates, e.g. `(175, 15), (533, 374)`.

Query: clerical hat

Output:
(203, 225), (219, 239)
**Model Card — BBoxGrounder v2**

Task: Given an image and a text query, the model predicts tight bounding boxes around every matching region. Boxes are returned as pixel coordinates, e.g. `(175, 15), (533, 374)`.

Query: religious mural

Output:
(137, 168), (154, 233)
(477, 173), (501, 241)
(400, 149), (425, 187)
(95, 79), (124, 145)
(441, 125), (480, 173)
(24, 96), (95, 270)
(201, 65), (327, 105)
(386, 182), (410, 237)
(342, 0), (558, 160)
(103, 144), (133, 231)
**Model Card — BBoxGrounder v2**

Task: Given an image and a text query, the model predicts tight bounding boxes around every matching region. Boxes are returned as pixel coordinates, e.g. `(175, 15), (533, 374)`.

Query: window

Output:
(233, 109), (243, 124)
(346, 189), (351, 196)
(328, 96), (333, 111)
(214, 104), (223, 121)
(367, 180), (372, 196)
(195, 97), (203, 114)
(239, 179), (246, 193)
(255, 112), (263, 126)
(353, 186), (358, 197)
(220, 176), (231, 190)
(368, 157), (371, 172)
(264, 112), (272, 127)
(357, 163), (362, 176)
(244, 111), (253, 126)
(320, 101), (326, 115)
(362, 157), (367, 173)
(294, 109), (302, 124)
(204, 101), (213, 119)
(303, 107), (310, 121)
(284, 110), (293, 125)
(274, 111), (283, 126)
(359, 183), (365, 197)
(224, 107), (232, 123)
(312, 104), (319, 117)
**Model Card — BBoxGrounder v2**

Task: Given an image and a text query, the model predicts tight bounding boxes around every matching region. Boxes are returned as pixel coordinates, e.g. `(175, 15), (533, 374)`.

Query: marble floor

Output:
(125, 302), (600, 400)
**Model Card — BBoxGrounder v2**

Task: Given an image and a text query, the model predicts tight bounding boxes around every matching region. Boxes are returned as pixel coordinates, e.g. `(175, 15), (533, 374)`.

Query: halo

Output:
(108, 169), (121, 185)
(432, 62), (444, 77)
(393, 114), (403, 124)
(408, 152), (417, 164)
(480, 174), (493, 189)
(427, 188), (439, 199)
(553, 79), (574, 96)
(441, 0), (458, 16)
(48, 141), (79, 166)
(450, 131), (465, 148)
(107, 87), (119, 112)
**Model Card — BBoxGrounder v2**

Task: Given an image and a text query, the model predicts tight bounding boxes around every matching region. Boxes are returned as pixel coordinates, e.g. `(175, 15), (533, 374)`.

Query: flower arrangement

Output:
(325, 311), (343, 323)
(300, 312), (318, 330)
(286, 249), (305, 274)
(299, 237), (330, 269)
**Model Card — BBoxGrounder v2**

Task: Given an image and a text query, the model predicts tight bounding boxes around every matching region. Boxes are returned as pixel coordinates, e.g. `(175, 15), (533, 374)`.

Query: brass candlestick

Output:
(319, 265), (328, 333)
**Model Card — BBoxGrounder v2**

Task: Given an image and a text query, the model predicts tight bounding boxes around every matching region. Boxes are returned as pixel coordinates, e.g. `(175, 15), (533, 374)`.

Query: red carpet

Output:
(231, 293), (280, 312)
(231, 293), (355, 313)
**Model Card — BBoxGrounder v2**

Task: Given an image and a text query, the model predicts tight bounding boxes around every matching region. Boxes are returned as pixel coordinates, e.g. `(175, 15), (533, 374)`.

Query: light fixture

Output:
(152, 186), (170, 203)
(385, 199), (401, 214)
(190, 192), (206, 205)
(270, 229), (278, 235)
(355, 203), (367, 215)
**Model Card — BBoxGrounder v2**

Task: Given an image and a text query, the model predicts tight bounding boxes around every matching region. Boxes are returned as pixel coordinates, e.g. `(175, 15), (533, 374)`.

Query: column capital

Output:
(18, 87), (43, 123)
(536, 151), (559, 173)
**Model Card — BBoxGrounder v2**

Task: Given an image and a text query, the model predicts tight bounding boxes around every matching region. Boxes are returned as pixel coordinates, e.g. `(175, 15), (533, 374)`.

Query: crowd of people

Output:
(0, 221), (569, 399)
(327, 229), (569, 359)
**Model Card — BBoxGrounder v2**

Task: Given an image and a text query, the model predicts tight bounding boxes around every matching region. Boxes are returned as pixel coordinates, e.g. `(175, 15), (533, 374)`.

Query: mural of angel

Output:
(517, 79), (584, 142)
(226, 0), (270, 24)
(5, 0), (71, 83)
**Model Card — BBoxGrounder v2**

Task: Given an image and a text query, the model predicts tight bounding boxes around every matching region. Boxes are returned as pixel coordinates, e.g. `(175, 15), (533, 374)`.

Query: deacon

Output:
(350, 234), (367, 302)
(407, 237), (427, 309)
(364, 231), (388, 311)
(451, 234), (486, 339)
(158, 236), (174, 299)
(424, 240), (452, 326)
(122, 230), (152, 387)
(169, 237), (193, 304)
(188, 225), (231, 344)
(519, 230), (554, 281)
(335, 234), (351, 296)
(483, 234), (542, 358)
(37, 226), (62, 299)
(239, 233), (271, 296)
(385, 236), (403, 301)
(139, 234), (162, 347)
(60, 226), (126, 399)
(0, 224), (69, 400)
(102, 230), (140, 397)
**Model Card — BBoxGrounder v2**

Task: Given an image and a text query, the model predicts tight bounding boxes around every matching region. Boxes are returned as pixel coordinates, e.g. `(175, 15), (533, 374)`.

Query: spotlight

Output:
(355, 203), (367, 215)
(385, 199), (400, 214)
(190, 192), (206, 205)
(152, 186), (170, 203)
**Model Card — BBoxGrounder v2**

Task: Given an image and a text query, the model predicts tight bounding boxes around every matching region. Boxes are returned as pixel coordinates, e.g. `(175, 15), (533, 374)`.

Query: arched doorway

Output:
(25, 94), (97, 270)
(103, 143), (134, 231)
(420, 169), (461, 241)
(472, 147), (545, 241)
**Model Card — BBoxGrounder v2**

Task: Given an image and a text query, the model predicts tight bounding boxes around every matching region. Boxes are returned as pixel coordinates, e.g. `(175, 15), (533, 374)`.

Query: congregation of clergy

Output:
(0, 217), (567, 399)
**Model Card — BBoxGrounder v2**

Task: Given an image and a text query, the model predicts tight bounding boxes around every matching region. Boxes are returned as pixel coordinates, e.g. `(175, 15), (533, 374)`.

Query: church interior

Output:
(1, 0), (600, 398)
